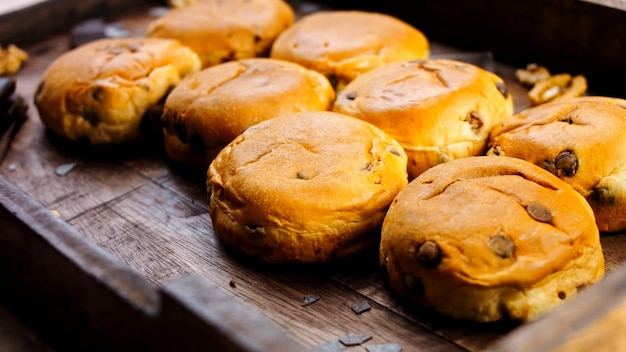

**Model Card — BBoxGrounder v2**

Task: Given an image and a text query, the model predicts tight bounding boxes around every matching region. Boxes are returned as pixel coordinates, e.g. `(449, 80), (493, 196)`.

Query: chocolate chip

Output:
(82, 109), (100, 126)
(365, 343), (402, 352)
(464, 111), (483, 131)
(220, 51), (236, 63)
(527, 202), (553, 223)
(229, 280), (236, 288)
(590, 188), (616, 205)
(560, 113), (574, 124)
(302, 294), (319, 306)
(415, 241), (441, 268)
(346, 92), (356, 100)
(296, 171), (312, 180)
(351, 300), (371, 314)
(555, 150), (578, 177)
(541, 159), (558, 176)
(339, 333), (372, 346)
(496, 81), (509, 98)
(558, 291), (566, 300)
(488, 235), (515, 259)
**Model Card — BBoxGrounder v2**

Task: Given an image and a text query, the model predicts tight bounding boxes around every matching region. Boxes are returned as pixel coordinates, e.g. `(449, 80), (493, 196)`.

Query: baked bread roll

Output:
(34, 38), (201, 144)
(270, 10), (429, 90)
(147, 0), (295, 68)
(333, 59), (513, 179)
(208, 111), (408, 263)
(162, 58), (335, 168)
(380, 156), (604, 322)
(488, 96), (626, 232)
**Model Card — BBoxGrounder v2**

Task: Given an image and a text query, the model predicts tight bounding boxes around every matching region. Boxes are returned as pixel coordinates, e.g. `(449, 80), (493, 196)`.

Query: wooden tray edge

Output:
(0, 175), (306, 351)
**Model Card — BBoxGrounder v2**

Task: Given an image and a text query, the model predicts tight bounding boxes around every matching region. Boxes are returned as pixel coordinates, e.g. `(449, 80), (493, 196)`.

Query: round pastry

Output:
(270, 10), (429, 90)
(162, 58), (335, 168)
(488, 96), (626, 232)
(208, 110), (409, 263)
(333, 59), (513, 179)
(34, 38), (201, 144)
(147, 0), (295, 68)
(380, 156), (604, 322)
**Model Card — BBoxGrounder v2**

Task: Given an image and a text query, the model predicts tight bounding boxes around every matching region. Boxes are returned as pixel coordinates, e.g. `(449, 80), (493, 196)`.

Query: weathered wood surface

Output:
(1, 2), (626, 352)
(0, 176), (307, 351)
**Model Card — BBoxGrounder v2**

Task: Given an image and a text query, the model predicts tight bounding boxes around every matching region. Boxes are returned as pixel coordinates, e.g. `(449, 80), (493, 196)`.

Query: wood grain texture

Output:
(0, 176), (310, 352)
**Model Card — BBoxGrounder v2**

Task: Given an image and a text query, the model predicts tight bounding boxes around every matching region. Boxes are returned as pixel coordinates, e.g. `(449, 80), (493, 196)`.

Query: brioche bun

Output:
(208, 110), (408, 263)
(380, 156), (604, 322)
(162, 58), (334, 168)
(34, 38), (201, 144)
(488, 96), (626, 232)
(333, 59), (513, 179)
(148, 0), (294, 68)
(270, 10), (429, 90)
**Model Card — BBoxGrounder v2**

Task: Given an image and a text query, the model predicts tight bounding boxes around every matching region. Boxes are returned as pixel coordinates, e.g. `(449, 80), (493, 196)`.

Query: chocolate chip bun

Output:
(380, 156), (604, 322)
(488, 96), (626, 232)
(147, 0), (295, 68)
(208, 111), (409, 263)
(333, 59), (513, 179)
(270, 10), (429, 90)
(162, 58), (335, 168)
(34, 38), (201, 144)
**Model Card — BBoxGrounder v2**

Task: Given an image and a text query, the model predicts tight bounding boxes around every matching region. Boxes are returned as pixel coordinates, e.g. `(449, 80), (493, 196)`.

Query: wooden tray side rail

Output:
(0, 175), (306, 352)
(0, 0), (156, 47)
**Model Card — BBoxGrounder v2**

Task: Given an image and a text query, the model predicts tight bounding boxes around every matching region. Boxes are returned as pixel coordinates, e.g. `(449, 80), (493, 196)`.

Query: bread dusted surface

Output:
(488, 96), (626, 232)
(380, 156), (604, 322)
(333, 59), (513, 179)
(270, 10), (429, 89)
(208, 111), (409, 263)
(34, 38), (201, 144)
(162, 58), (334, 168)
(148, 0), (295, 68)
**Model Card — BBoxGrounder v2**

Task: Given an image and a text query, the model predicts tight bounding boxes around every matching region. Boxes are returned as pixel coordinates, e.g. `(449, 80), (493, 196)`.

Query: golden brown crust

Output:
(380, 156), (604, 322)
(148, 0), (295, 68)
(34, 38), (201, 144)
(488, 96), (626, 232)
(207, 111), (409, 263)
(162, 58), (335, 168)
(270, 10), (429, 90)
(333, 59), (514, 179)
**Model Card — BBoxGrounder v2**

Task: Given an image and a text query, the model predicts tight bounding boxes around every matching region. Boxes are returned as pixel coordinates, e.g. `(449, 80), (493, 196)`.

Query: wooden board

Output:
(2, 1), (626, 351)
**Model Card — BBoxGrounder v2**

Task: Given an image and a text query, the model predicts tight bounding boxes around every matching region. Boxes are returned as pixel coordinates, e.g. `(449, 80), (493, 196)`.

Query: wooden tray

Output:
(2, 1), (626, 351)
